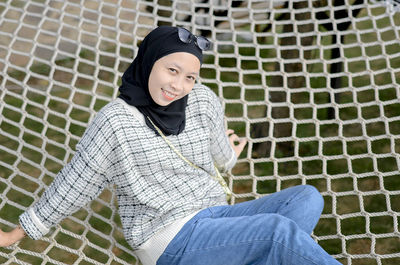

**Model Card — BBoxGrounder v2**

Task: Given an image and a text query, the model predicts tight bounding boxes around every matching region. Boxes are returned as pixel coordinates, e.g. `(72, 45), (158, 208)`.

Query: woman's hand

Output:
(226, 129), (247, 158)
(0, 225), (26, 247)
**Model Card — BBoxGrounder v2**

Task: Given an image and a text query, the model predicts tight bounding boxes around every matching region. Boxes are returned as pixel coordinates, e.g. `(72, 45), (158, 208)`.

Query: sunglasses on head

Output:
(177, 27), (212, 51)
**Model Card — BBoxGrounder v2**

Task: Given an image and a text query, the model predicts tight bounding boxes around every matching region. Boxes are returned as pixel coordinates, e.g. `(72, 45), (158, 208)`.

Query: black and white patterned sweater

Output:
(19, 84), (237, 249)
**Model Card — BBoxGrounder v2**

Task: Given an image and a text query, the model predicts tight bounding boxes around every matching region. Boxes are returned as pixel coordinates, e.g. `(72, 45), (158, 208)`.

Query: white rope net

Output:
(1, 0), (400, 264)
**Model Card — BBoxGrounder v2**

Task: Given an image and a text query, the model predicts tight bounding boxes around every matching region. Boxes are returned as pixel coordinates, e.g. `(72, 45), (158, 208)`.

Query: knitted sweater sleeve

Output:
(206, 89), (237, 172)
(19, 109), (116, 240)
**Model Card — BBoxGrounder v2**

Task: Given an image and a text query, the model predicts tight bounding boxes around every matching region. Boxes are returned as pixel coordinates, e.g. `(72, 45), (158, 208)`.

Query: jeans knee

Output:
(302, 185), (324, 214)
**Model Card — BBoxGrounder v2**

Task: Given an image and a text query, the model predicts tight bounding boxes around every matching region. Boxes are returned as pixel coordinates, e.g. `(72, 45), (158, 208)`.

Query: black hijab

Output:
(118, 26), (203, 135)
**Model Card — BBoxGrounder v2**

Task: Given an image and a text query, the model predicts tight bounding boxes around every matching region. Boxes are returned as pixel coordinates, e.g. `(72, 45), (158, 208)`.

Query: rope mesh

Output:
(1, 0), (400, 264)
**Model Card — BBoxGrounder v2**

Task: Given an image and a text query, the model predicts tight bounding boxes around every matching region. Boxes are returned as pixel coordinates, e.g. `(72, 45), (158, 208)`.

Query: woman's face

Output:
(148, 52), (200, 106)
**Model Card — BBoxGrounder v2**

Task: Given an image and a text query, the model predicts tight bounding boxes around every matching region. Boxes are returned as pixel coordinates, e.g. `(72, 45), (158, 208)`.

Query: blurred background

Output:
(0, 0), (400, 264)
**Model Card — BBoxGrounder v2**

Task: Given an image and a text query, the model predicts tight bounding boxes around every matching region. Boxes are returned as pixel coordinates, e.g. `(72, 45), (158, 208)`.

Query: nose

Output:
(170, 76), (185, 93)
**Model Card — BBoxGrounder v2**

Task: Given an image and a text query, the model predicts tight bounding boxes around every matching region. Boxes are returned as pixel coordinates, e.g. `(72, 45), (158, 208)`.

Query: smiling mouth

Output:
(161, 88), (177, 101)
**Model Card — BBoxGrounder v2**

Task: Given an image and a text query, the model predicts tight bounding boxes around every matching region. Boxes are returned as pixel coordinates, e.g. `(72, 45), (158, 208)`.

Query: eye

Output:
(187, 75), (196, 81)
(169, 68), (177, 73)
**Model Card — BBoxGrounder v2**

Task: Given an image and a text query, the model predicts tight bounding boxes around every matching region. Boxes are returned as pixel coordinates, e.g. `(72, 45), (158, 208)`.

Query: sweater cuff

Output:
(19, 208), (50, 240)
(218, 146), (237, 173)
(224, 147), (237, 171)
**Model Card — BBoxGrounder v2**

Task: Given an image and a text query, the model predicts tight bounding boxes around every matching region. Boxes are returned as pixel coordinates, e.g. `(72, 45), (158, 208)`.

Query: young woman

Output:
(0, 26), (341, 265)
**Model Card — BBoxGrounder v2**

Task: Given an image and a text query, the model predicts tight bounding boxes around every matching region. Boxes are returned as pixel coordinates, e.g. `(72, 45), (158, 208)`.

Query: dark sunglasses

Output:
(177, 27), (212, 51)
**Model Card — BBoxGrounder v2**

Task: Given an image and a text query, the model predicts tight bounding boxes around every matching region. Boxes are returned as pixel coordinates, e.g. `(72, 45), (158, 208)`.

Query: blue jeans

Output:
(156, 185), (342, 265)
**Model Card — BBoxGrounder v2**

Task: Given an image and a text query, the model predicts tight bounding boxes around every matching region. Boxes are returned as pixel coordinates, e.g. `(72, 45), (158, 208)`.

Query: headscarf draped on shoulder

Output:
(118, 26), (203, 136)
